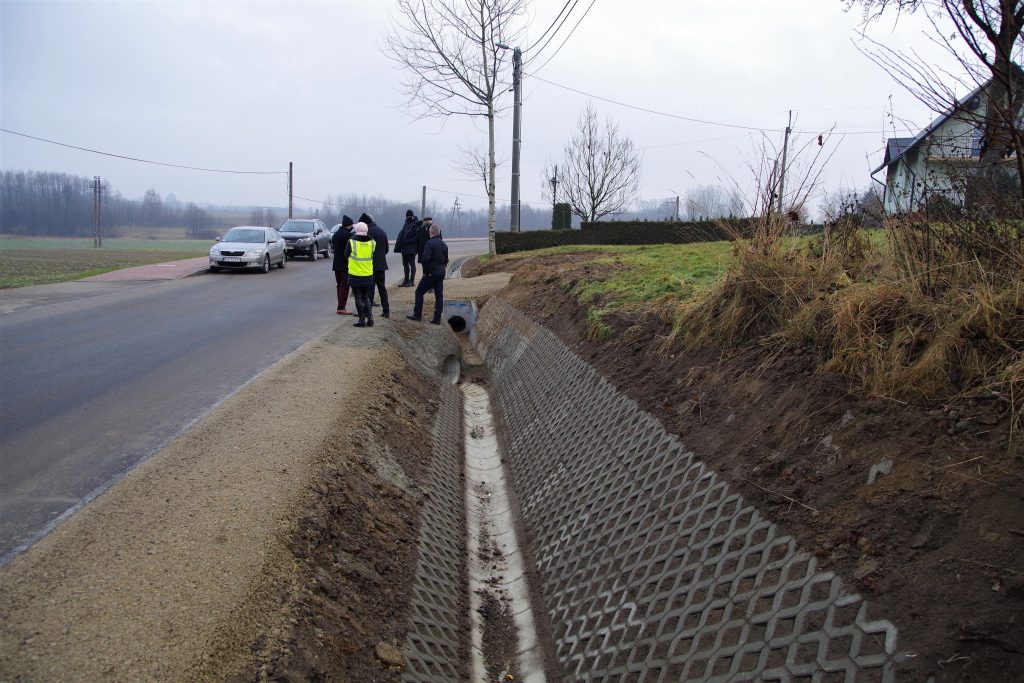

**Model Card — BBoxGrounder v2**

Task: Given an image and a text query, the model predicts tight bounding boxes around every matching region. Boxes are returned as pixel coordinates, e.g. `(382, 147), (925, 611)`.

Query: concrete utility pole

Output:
(778, 110), (792, 215)
(421, 185), (427, 220)
(288, 162), (293, 219)
(549, 165), (558, 206)
(510, 46), (522, 232)
(675, 195), (680, 221)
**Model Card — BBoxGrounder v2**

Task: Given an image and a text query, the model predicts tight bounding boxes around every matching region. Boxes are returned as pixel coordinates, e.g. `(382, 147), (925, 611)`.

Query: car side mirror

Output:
(215, 236), (221, 242)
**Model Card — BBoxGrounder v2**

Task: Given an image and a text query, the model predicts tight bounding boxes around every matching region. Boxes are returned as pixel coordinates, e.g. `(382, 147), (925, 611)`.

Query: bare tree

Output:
(542, 103), (642, 223)
(683, 184), (746, 220)
(384, 0), (527, 256)
(849, 0), (1024, 202)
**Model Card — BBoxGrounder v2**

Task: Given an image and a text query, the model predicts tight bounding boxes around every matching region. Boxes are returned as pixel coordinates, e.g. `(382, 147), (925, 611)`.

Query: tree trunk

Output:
(487, 103), (497, 257)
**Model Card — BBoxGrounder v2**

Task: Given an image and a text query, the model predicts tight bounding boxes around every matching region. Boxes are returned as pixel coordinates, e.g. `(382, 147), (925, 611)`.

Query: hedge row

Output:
(494, 218), (757, 254)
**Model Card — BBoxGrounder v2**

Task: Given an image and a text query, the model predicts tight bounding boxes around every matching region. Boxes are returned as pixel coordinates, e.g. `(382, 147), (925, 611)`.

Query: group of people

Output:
(331, 209), (448, 327)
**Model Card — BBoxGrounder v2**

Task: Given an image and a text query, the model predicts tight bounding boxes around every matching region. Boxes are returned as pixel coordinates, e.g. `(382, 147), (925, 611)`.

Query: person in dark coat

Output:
(343, 222), (376, 327)
(415, 217), (434, 272)
(359, 212), (390, 318)
(331, 215), (354, 315)
(394, 209), (421, 287)
(407, 223), (448, 324)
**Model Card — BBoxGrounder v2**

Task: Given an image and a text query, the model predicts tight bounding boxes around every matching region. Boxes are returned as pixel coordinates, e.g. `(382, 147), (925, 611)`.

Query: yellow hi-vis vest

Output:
(348, 238), (375, 277)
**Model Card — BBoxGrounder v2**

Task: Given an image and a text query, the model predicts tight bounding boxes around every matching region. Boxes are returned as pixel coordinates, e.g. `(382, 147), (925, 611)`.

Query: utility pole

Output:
(92, 176), (102, 248)
(510, 46), (522, 232)
(288, 162), (293, 218)
(549, 165), (559, 207)
(675, 195), (680, 221)
(778, 110), (792, 215)
(421, 185), (427, 220)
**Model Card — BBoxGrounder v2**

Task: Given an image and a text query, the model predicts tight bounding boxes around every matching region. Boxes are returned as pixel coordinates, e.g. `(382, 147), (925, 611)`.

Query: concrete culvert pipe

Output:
(447, 315), (467, 333)
(441, 354), (461, 384)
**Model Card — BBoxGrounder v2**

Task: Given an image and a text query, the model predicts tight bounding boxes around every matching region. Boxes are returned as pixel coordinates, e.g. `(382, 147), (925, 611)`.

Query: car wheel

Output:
(326, 241), (333, 258)
(261, 255), (270, 274)
(209, 265), (220, 273)
(278, 252), (286, 269)
(310, 247), (318, 261)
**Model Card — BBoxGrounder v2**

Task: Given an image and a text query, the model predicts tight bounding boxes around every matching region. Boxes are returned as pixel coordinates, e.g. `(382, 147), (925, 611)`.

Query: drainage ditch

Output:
(401, 294), (905, 681)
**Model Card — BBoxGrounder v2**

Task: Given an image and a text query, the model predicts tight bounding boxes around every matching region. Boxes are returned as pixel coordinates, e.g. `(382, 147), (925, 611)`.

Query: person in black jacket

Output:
(394, 210), (421, 287)
(415, 217), (434, 273)
(359, 212), (390, 318)
(407, 223), (448, 324)
(331, 215), (354, 315)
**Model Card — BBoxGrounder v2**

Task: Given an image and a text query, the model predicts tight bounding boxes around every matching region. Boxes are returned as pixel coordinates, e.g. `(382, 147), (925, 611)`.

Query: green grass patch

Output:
(0, 237), (213, 251)
(0, 244), (210, 288)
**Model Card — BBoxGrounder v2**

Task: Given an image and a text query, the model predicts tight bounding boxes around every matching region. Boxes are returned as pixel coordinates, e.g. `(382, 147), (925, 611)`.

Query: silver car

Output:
(209, 226), (287, 273)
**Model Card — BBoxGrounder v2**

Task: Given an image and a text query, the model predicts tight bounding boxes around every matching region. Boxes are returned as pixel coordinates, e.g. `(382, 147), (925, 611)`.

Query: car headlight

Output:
(243, 248), (265, 257)
(296, 237), (312, 245)
(210, 248), (220, 255)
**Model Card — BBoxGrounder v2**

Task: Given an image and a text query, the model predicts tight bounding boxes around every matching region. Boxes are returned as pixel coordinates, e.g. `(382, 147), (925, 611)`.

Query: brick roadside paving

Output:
(81, 257), (211, 282)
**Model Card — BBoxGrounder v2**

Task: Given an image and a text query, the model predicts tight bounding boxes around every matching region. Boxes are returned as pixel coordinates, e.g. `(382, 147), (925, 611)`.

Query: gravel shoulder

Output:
(0, 323), (407, 681)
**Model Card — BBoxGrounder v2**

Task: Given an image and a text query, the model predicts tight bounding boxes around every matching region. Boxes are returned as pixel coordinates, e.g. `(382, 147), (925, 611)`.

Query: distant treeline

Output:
(1, 169), (705, 240)
(0, 170), (234, 238)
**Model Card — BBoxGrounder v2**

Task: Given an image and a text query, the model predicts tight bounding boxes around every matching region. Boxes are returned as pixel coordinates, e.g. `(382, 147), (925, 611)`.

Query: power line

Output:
(0, 128), (287, 175)
(524, 0), (581, 62)
(527, 0), (598, 74)
(528, 76), (890, 136)
(524, 0), (576, 53)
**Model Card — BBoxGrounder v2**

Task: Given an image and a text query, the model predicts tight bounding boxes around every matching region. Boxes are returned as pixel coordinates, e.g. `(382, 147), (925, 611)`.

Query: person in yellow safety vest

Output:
(343, 222), (377, 327)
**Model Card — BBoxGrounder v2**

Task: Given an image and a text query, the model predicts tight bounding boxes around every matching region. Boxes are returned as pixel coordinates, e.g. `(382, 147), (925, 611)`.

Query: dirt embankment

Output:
(0, 325), (443, 682)
(470, 253), (1024, 682)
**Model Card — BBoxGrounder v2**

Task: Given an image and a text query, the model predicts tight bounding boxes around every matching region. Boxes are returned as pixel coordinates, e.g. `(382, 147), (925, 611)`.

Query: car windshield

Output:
(221, 228), (266, 243)
(280, 220), (314, 233)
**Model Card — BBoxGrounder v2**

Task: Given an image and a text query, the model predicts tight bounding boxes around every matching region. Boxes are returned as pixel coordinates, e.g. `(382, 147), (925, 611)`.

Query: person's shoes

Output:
(372, 302), (380, 307)
(367, 317), (374, 327)
(381, 311), (390, 319)
(406, 315), (421, 321)
(354, 319), (366, 328)
(430, 319), (442, 325)
(337, 308), (352, 315)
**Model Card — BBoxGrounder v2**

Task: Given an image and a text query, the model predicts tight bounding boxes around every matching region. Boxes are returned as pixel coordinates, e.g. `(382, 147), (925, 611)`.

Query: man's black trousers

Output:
(369, 270), (389, 313)
(401, 254), (417, 284)
(413, 273), (445, 322)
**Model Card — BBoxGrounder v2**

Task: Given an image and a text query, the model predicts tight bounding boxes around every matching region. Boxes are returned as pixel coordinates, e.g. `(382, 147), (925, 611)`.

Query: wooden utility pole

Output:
(549, 165), (558, 206)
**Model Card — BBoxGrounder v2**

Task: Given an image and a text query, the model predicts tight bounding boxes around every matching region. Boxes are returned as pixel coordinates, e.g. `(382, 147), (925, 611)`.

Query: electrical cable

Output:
(0, 128), (287, 175)
(527, 0), (598, 74)
(523, 0), (576, 53)
(524, 0), (581, 63)
(528, 76), (891, 136)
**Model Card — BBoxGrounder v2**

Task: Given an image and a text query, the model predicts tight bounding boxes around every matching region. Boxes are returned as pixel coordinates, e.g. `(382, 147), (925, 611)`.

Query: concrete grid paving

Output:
(476, 297), (901, 683)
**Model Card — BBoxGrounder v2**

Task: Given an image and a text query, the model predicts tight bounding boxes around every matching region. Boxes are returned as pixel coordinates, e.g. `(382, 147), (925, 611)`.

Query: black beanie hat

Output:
(406, 209), (414, 217)
(341, 215), (353, 227)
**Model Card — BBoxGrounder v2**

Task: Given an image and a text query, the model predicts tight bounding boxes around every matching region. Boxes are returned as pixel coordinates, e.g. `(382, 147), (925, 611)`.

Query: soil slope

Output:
(471, 253), (1024, 682)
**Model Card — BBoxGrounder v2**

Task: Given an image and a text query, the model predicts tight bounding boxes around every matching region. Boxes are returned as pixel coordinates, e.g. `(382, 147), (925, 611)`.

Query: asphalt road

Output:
(0, 239), (488, 562)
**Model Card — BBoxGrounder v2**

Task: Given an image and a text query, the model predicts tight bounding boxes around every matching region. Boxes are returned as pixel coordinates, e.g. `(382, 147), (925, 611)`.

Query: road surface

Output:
(0, 239), (488, 562)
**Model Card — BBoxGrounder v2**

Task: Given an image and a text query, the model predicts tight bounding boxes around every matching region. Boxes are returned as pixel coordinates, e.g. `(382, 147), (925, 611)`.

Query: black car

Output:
(278, 218), (332, 261)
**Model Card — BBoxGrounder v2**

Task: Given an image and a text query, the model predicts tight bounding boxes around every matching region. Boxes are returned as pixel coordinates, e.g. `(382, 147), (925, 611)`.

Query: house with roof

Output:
(872, 78), (1021, 214)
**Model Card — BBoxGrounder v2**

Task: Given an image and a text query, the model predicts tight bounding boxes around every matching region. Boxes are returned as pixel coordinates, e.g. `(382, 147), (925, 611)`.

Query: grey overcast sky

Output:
(1, 0), (963, 219)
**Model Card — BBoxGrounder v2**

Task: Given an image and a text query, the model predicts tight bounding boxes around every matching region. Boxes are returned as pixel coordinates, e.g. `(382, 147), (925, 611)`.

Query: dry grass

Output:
(669, 214), (1024, 430)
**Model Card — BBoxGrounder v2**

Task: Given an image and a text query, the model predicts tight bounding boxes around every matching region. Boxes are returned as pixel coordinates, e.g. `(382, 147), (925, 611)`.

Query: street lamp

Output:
(498, 43), (522, 232)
